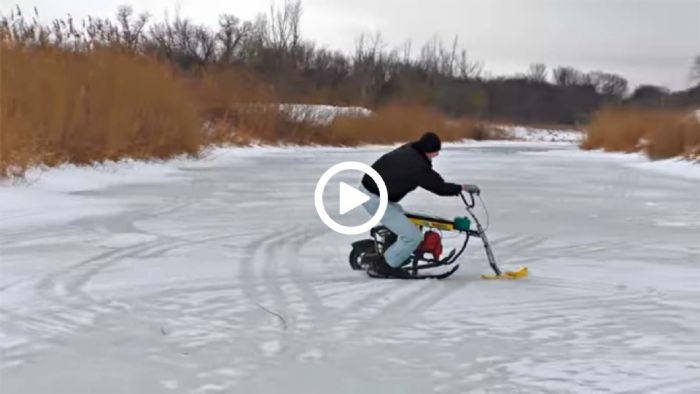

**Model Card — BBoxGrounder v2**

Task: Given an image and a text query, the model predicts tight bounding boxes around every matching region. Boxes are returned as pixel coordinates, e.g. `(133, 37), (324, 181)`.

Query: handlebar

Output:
(460, 191), (477, 208)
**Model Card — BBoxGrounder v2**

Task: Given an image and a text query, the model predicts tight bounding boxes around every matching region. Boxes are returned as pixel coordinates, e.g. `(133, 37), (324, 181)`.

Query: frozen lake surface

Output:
(1, 144), (699, 393)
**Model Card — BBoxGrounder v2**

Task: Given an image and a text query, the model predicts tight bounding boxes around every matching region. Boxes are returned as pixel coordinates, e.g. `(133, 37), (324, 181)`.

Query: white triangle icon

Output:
(339, 182), (370, 215)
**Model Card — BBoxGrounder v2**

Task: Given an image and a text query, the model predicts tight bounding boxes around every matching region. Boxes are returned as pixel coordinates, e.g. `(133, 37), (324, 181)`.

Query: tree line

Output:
(2, 2), (699, 125)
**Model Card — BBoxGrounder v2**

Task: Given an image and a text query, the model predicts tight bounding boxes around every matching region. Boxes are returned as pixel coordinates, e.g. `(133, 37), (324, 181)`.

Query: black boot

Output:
(367, 254), (412, 279)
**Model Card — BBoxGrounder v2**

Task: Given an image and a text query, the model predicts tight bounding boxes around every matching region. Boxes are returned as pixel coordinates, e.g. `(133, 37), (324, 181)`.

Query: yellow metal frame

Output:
(407, 217), (455, 231)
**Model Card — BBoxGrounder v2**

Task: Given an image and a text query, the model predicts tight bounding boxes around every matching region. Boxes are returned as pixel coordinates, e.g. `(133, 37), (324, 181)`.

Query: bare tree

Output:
(416, 36), (479, 79)
(239, 13), (270, 58)
(400, 39), (412, 64)
(194, 26), (216, 63)
(587, 71), (628, 99)
(418, 36), (439, 75)
(630, 85), (670, 106)
(116, 6), (149, 50)
(216, 14), (250, 63)
(456, 50), (482, 79)
(418, 36), (454, 77)
(552, 66), (585, 86)
(441, 36), (459, 76)
(691, 55), (700, 84)
(268, 0), (302, 51)
(146, 13), (216, 67)
(352, 32), (396, 102)
(600, 74), (628, 99)
(527, 63), (547, 82)
(354, 32), (386, 70)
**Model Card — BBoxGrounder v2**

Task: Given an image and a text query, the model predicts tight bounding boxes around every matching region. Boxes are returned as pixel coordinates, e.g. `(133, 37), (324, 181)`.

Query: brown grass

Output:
(319, 104), (482, 146)
(0, 45), (483, 176)
(192, 67), (282, 145)
(1, 45), (203, 176)
(582, 108), (700, 160)
(190, 72), (483, 147)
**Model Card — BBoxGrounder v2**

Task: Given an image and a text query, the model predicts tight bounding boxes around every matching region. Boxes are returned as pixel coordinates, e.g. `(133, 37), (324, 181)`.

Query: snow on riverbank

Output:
(279, 104), (372, 125)
(276, 104), (584, 146)
(492, 125), (584, 143)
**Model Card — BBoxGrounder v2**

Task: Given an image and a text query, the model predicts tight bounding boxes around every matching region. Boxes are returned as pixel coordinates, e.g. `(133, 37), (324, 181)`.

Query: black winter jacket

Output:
(361, 143), (462, 202)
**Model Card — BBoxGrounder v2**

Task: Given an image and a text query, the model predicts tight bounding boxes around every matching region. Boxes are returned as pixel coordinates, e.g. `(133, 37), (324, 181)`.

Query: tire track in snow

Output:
(1, 193), (220, 368)
(210, 207), (465, 380)
(138, 223), (328, 388)
(0, 238), (177, 365)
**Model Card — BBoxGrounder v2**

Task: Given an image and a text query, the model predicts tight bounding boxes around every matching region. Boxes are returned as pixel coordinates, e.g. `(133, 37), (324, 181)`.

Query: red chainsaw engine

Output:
(416, 231), (443, 259)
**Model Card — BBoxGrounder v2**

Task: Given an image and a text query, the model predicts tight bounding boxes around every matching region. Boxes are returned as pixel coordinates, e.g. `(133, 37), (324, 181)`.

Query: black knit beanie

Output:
(414, 132), (442, 153)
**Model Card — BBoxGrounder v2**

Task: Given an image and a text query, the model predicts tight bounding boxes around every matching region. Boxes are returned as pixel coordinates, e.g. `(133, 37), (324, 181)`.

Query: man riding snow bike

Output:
(360, 132), (480, 278)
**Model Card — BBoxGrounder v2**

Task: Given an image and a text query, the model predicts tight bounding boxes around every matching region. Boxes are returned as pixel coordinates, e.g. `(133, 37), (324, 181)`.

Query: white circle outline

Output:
(314, 161), (388, 235)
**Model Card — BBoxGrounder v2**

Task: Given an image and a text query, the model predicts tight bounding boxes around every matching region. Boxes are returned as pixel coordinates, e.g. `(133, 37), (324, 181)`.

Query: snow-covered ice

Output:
(522, 148), (700, 181)
(630, 157), (700, 181)
(1, 143), (698, 393)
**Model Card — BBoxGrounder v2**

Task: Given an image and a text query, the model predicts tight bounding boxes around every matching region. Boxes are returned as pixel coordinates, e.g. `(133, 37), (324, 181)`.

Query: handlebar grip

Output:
(460, 191), (476, 208)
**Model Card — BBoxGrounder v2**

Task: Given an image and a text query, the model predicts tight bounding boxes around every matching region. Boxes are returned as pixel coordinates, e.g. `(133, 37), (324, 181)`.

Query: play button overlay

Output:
(338, 182), (370, 215)
(314, 161), (388, 235)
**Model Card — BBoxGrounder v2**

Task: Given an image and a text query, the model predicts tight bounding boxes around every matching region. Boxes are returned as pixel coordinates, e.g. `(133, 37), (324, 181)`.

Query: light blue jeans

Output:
(360, 186), (422, 268)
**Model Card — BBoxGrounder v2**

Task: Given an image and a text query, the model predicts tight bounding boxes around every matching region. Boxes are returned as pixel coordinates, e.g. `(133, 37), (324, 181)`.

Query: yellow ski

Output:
(481, 266), (529, 280)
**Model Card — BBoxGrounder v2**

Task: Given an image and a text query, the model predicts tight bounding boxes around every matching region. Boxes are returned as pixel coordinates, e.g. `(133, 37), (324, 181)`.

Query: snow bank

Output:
(492, 125), (584, 143)
(279, 104), (372, 125)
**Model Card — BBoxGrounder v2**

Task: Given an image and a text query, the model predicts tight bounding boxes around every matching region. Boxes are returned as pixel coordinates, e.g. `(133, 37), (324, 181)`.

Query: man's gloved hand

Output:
(462, 184), (481, 195)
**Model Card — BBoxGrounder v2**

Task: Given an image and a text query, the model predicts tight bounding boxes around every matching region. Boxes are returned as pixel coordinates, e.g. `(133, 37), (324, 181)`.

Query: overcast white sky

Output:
(5, 0), (699, 90)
